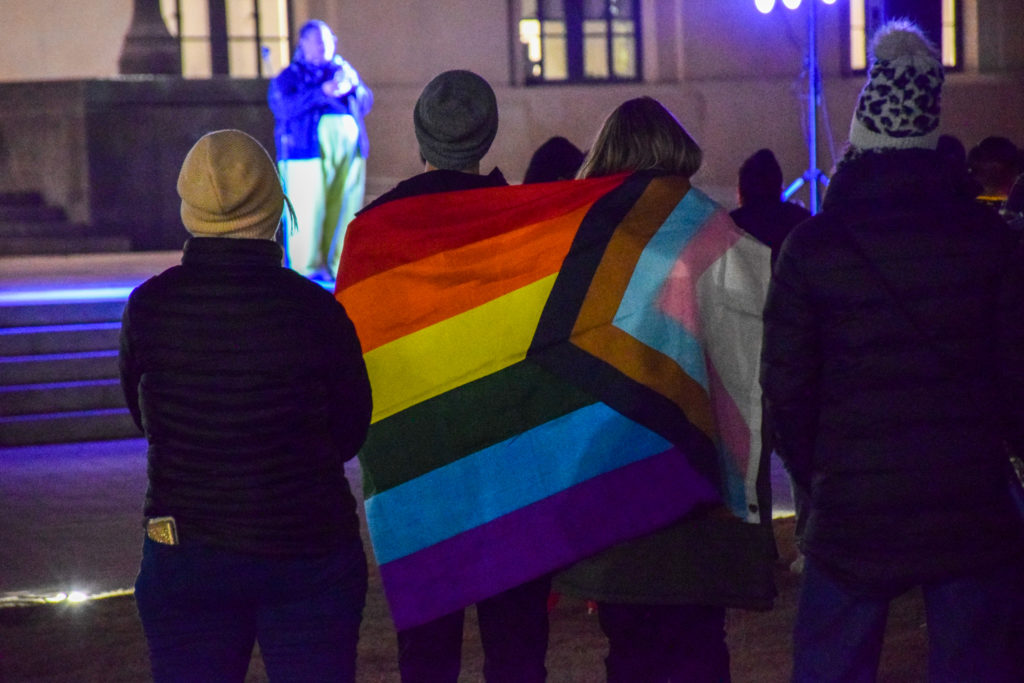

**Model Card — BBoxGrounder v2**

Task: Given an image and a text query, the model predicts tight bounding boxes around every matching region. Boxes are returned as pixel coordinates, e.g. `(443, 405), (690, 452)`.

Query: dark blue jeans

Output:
(135, 535), (367, 682)
(396, 574), (551, 683)
(793, 556), (1024, 683)
(597, 602), (731, 683)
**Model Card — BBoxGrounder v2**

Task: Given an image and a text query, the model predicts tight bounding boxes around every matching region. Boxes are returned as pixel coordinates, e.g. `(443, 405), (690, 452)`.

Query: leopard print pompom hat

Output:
(849, 19), (944, 151)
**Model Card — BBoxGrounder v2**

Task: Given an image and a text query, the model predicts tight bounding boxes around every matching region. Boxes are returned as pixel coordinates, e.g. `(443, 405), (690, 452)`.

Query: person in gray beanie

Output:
(414, 68), (498, 172)
(351, 71), (552, 682)
(360, 69), (507, 213)
(761, 20), (1024, 682)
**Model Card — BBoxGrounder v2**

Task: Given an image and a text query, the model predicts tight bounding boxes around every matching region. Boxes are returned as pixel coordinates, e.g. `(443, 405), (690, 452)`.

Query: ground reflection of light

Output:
(2, 587), (134, 608)
(0, 286), (135, 304)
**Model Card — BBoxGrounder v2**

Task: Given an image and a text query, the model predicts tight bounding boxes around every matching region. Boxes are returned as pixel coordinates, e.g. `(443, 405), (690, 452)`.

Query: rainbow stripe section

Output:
(336, 173), (765, 629)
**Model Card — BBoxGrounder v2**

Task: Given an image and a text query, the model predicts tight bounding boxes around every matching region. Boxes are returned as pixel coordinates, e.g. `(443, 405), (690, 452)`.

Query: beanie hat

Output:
(414, 70), (498, 170)
(177, 129), (285, 239)
(848, 20), (944, 152)
(738, 148), (784, 204)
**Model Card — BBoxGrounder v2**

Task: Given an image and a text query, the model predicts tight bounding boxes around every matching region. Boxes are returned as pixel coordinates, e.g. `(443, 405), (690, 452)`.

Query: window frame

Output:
(514, 0), (643, 86)
(844, 0), (962, 75)
(161, 0), (293, 78)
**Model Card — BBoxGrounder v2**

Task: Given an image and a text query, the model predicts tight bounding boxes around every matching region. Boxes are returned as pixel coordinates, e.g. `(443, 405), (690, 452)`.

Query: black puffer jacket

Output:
(762, 148), (1024, 591)
(119, 238), (371, 556)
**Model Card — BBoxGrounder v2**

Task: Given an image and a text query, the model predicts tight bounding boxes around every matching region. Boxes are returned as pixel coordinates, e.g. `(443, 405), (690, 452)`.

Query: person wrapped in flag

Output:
(336, 90), (776, 681)
(348, 69), (550, 681)
(548, 96), (777, 681)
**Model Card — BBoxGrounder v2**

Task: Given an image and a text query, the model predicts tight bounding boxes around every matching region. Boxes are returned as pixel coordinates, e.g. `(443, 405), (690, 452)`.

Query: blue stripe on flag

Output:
(613, 188), (718, 388)
(366, 402), (673, 564)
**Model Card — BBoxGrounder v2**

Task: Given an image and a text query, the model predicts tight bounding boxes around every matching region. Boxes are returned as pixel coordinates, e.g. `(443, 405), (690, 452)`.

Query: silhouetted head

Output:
(967, 136), (1020, 196)
(738, 149), (784, 206)
(523, 137), (585, 184)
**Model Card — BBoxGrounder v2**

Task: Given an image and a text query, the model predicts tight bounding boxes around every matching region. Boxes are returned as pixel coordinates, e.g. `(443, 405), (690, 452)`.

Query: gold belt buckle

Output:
(146, 516), (179, 545)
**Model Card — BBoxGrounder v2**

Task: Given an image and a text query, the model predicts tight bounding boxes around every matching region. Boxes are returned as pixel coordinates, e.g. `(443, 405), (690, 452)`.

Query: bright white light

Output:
(782, 0), (802, 9)
(67, 591), (89, 603)
(821, 0), (837, 4)
(755, 0), (776, 12)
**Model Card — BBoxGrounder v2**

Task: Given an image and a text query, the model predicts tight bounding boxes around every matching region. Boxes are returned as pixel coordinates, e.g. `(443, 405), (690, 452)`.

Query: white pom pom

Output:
(871, 19), (938, 61)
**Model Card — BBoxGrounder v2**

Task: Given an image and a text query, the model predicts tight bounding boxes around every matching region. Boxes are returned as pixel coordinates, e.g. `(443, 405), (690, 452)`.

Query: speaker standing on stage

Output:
(269, 19), (373, 281)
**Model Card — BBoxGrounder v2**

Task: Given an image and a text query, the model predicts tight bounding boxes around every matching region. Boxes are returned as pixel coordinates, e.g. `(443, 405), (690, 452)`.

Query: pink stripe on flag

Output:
(707, 360), (751, 473)
(659, 210), (743, 333)
(376, 447), (720, 630)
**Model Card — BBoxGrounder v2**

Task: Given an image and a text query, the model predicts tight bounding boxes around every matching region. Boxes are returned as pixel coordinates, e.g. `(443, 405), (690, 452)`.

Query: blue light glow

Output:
(0, 286), (135, 304)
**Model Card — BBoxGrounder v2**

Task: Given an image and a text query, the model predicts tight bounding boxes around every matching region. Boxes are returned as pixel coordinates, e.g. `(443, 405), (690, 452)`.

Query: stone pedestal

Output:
(0, 79), (273, 251)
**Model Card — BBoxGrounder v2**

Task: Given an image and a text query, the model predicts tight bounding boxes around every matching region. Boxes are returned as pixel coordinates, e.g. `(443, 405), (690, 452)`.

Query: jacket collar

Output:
(823, 148), (961, 212)
(181, 237), (284, 267)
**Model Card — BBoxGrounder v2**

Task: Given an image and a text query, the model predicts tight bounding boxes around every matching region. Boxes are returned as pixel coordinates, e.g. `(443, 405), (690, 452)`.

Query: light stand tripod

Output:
(779, 0), (830, 214)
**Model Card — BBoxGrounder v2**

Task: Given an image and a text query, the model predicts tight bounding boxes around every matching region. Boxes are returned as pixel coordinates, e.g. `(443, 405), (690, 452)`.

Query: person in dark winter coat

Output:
(761, 21), (1024, 683)
(119, 129), (372, 682)
(268, 19), (372, 281)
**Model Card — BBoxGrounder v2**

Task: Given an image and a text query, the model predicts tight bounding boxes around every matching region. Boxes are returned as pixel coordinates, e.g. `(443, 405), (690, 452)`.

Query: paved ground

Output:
(0, 250), (795, 603)
(0, 439), (149, 599)
(1, 252), (179, 601)
(0, 441), (794, 602)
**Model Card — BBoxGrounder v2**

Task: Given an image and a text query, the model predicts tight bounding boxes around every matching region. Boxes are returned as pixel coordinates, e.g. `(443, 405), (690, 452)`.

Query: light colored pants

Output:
(279, 114), (365, 279)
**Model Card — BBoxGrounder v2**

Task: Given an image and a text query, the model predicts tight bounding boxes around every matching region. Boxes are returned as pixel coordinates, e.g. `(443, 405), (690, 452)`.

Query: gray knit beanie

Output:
(414, 70), (498, 170)
(848, 20), (944, 151)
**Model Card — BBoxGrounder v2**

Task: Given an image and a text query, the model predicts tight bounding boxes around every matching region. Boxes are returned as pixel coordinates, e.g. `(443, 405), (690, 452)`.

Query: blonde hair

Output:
(577, 97), (703, 180)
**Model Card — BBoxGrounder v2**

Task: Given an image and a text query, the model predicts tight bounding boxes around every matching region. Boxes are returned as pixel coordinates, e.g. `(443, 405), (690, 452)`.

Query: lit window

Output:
(518, 0), (641, 84)
(160, 0), (291, 78)
(848, 0), (959, 71)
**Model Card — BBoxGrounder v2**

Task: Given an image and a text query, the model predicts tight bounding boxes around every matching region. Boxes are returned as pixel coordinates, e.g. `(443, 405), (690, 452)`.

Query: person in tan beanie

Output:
(176, 128), (286, 240)
(119, 129), (373, 682)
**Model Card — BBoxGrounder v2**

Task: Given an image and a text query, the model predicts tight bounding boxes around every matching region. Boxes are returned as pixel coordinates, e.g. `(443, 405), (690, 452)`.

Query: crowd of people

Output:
(117, 16), (1023, 683)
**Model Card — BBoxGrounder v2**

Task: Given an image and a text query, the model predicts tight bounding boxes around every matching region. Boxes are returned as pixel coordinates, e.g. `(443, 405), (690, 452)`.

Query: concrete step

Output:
(0, 379), (126, 417)
(0, 322), (121, 355)
(0, 350), (120, 386)
(0, 218), (91, 237)
(0, 236), (133, 256)
(0, 408), (140, 447)
(0, 204), (66, 222)
(0, 191), (45, 206)
(0, 300), (126, 327)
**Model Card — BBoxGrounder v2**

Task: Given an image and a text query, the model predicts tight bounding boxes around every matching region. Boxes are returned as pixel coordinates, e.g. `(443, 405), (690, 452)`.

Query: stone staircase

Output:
(0, 295), (140, 447)
(0, 192), (131, 256)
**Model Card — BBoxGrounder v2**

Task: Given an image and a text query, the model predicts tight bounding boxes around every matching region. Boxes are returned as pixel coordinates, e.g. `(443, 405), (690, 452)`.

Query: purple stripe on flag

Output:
(378, 446), (720, 630)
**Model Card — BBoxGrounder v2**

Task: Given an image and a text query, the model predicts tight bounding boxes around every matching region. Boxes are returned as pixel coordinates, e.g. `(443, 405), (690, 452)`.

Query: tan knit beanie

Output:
(177, 129), (285, 239)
